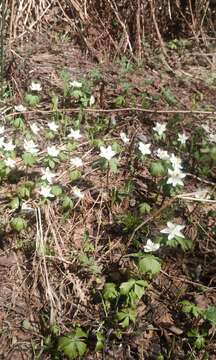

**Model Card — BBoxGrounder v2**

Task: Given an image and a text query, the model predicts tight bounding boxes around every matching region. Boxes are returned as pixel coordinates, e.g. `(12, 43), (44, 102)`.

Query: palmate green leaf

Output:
(168, 236), (192, 251)
(117, 307), (137, 328)
(187, 329), (206, 350)
(103, 283), (118, 301)
(203, 306), (216, 325)
(150, 161), (166, 177)
(120, 279), (135, 295)
(22, 152), (37, 166)
(139, 202), (151, 214)
(9, 196), (20, 210)
(58, 328), (87, 359)
(138, 255), (161, 275)
(51, 185), (62, 197)
(10, 217), (27, 232)
(134, 283), (146, 299)
(61, 195), (74, 210)
(180, 300), (202, 318)
(69, 170), (82, 182)
(25, 93), (40, 107)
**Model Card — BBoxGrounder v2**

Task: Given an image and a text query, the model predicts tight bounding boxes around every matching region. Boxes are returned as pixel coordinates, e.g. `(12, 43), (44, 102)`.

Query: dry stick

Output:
(160, 269), (216, 291)
(9, 1), (52, 44)
(5, 107), (216, 117)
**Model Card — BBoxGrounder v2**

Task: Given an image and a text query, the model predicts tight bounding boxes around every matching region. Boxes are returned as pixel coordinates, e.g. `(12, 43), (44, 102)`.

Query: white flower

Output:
(39, 185), (54, 198)
(48, 121), (59, 132)
(68, 128), (82, 140)
(201, 124), (210, 133)
(0, 136), (5, 148)
(89, 95), (95, 106)
(156, 148), (170, 161)
(72, 186), (84, 199)
(30, 81), (42, 92)
(3, 140), (16, 151)
(4, 157), (16, 168)
(167, 168), (186, 187)
(153, 122), (167, 136)
(169, 153), (183, 171)
(14, 104), (27, 112)
(0, 126), (5, 134)
(120, 132), (129, 144)
(160, 221), (185, 240)
(70, 80), (82, 88)
(138, 142), (151, 156)
(41, 168), (57, 184)
(70, 157), (83, 167)
(143, 239), (160, 252)
(99, 145), (116, 161)
(208, 133), (216, 143)
(30, 123), (40, 135)
(24, 139), (39, 154)
(178, 133), (188, 145)
(47, 146), (60, 157)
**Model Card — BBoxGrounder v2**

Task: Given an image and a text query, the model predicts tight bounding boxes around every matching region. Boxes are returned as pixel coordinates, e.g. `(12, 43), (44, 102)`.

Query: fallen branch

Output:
(3, 106), (216, 118)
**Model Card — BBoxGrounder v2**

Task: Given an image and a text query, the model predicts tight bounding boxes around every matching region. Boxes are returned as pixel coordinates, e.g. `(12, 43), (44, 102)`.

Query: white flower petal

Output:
(138, 142), (151, 156)
(99, 145), (116, 161)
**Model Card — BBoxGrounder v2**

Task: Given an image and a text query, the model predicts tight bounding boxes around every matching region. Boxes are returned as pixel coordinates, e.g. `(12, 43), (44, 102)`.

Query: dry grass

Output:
(1, 0), (216, 60)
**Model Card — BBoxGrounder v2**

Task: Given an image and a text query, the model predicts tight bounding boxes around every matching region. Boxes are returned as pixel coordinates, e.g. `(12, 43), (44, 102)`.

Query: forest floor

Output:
(0, 34), (216, 360)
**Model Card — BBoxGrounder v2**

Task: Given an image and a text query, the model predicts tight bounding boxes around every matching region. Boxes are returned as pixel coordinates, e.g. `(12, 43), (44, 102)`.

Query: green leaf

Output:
(180, 300), (202, 318)
(134, 283), (146, 299)
(161, 87), (177, 106)
(10, 217), (27, 232)
(51, 185), (62, 197)
(114, 95), (125, 106)
(61, 195), (74, 210)
(139, 202), (151, 214)
(138, 255), (161, 275)
(17, 185), (31, 199)
(120, 279), (135, 295)
(109, 158), (118, 173)
(13, 117), (25, 130)
(117, 308), (137, 328)
(95, 331), (105, 352)
(150, 161), (166, 177)
(22, 152), (37, 166)
(69, 170), (82, 182)
(203, 306), (216, 325)
(187, 329), (206, 350)
(58, 328), (87, 359)
(25, 93), (40, 107)
(168, 237), (192, 251)
(103, 283), (118, 301)
(9, 197), (20, 210)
